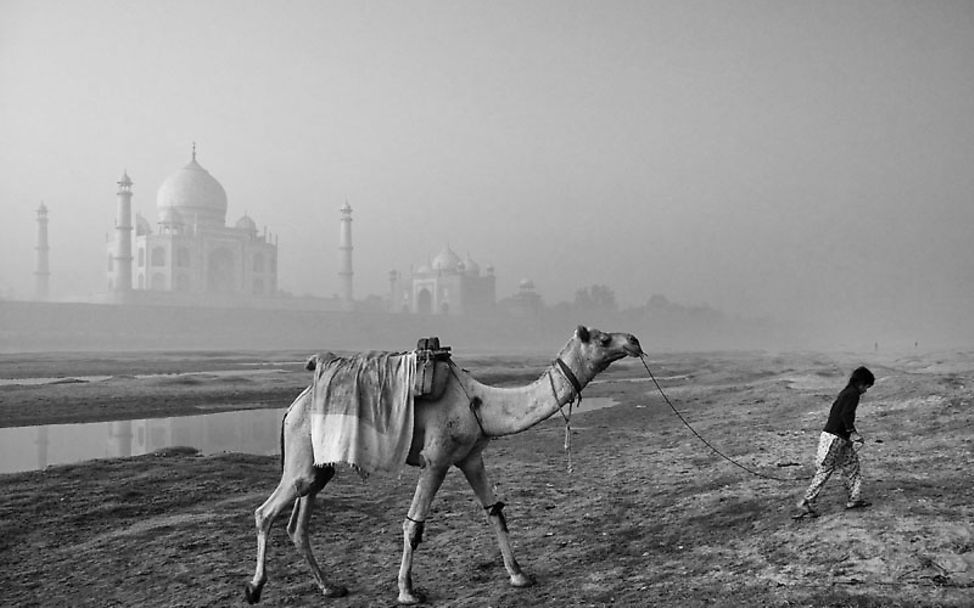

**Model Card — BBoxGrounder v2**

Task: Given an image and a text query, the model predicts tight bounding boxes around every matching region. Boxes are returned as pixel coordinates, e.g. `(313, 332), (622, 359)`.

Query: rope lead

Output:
(640, 355), (811, 483)
(549, 367), (578, 474)
(563, 402), (573, 475)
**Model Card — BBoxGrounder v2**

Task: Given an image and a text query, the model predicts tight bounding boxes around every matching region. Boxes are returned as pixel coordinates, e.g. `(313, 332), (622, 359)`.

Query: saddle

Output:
(413, 337), (452, 401)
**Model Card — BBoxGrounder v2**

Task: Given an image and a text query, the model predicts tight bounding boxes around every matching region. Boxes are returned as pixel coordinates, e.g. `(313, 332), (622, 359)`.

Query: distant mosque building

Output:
(498, 279), (544, 318)
(107, 145), (280, 303)
(389, 245), (496, 315)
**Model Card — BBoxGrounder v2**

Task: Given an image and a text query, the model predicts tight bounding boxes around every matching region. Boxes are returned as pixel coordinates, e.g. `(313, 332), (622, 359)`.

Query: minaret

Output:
(388, 269), (399, 312)
(338, 200), (354, 304)
(34, 202), (50, 300)
(112, 171), (134, 293)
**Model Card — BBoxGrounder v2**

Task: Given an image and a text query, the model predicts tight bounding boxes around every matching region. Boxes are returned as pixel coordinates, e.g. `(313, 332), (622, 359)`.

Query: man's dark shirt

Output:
(823, 383), (861, 440)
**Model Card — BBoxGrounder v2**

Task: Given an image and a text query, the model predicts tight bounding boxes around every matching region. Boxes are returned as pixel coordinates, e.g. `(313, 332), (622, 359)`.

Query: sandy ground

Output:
(0, 348), (972, 607)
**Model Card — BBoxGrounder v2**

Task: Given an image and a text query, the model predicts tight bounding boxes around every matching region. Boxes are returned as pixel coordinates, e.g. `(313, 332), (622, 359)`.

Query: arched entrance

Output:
(416, 288), (433, 314)
(207, 248), (235, 293)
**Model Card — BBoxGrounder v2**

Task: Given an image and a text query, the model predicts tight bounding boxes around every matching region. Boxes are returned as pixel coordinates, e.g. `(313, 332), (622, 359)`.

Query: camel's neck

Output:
(470, 347), (598, 437)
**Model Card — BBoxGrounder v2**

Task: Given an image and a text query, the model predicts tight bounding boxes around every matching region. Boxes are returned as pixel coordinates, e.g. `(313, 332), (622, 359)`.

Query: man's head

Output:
(850, 366), (875, 393)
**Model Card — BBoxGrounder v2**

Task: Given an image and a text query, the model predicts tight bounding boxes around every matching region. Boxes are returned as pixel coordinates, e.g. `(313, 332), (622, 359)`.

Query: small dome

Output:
(135, 213), (152, 236)
(415, 264), (433, 275)
(156, 147), (227, 227)
(463, 254), (480, 274)
(431, 246), (462, 272)
(235, 214), (257, 232)
(518, 279), (536, 290)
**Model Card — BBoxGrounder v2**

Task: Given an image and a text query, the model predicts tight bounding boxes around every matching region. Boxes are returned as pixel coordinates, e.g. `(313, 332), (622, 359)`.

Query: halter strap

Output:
(549, 359), (582, 475)
(554, 357), (584, 399)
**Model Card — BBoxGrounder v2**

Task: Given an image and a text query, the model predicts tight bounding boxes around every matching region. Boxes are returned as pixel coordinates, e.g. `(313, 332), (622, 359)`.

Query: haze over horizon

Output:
(2, 1), (972, 347)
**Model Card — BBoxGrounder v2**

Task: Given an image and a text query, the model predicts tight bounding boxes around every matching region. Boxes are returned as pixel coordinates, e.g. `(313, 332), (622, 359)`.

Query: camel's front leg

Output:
(458, 453), (533, 588)
(397, 464), (449, 605)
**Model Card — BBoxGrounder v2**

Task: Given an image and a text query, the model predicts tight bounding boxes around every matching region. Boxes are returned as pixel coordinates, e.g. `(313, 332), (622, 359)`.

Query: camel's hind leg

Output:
(284, 466), (348, 598)
(458, 452), (533, 587)
(246, 464), (307, 603)
(246, 391), (345, 604)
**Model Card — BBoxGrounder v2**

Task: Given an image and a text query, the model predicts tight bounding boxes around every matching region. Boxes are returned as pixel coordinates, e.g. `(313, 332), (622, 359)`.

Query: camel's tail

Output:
(284, 354), (324, 471)
(279, 380), (317, 473)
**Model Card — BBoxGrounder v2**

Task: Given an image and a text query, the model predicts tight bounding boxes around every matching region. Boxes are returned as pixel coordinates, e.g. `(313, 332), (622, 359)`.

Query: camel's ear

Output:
(576, 325), (591, 343)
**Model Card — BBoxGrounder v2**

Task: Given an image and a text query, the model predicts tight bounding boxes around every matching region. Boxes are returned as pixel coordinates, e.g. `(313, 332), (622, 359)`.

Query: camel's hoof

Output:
(397, 589), (427, 605)
(244, 581), (263, 604)
(322, 584), (348, 598)
(510, 572), (534, 588)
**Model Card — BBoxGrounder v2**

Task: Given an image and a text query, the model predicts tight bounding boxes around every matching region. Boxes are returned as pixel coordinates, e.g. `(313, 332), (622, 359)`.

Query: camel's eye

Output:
(599, 334), (611, 346)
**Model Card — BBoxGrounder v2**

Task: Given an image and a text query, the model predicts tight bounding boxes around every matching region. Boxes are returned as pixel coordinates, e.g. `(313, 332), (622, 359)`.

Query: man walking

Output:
(794, 366), (876, 519)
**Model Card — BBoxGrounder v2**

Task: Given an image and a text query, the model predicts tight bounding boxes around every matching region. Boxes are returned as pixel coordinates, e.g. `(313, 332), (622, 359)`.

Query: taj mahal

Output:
(37, 146), (523, 315)
(107, 146), (280, 302)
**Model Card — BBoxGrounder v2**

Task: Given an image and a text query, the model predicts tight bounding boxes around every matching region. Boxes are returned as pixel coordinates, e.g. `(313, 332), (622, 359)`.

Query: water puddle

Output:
(0, 408), (287, 475)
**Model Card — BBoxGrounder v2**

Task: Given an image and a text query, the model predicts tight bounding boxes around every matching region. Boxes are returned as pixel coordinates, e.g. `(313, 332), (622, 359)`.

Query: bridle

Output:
(553, 357), (584, 398)
(548, 357), (585, 473)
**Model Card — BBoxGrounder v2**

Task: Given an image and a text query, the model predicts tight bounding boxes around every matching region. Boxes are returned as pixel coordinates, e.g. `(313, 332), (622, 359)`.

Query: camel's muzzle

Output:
(625, 334), (643, 357)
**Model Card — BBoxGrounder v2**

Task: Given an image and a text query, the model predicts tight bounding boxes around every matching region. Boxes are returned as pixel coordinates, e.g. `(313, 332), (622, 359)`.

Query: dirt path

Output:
(0, 350), (972, 606)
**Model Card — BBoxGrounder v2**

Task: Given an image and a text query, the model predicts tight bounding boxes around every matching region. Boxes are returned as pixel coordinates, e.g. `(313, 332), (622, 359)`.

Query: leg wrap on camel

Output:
(404, 517), (425, 549)
(485, 501), (508, 532)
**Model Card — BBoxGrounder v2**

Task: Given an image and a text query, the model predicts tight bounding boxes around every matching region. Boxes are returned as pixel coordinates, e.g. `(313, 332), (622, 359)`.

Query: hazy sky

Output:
(2, 1), (972, 336)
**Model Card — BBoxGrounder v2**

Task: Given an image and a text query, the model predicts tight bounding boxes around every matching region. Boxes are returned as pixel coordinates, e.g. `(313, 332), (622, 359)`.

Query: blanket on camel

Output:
(308, 351), (417, 475)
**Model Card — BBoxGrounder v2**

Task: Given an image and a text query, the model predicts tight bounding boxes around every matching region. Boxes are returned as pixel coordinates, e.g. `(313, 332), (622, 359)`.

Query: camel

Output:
(245, 325), (642, 605)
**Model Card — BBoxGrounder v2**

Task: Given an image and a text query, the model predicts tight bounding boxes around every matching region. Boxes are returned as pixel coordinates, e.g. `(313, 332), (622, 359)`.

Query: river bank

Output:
(0, 349), (972, 607)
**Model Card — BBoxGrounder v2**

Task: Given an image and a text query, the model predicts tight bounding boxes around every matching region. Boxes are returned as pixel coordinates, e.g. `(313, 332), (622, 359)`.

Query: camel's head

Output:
(570, 325), (643, 374)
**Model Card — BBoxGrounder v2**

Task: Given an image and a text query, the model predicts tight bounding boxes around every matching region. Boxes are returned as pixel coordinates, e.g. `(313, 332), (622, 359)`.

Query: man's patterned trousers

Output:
(802, 431), (862, 504)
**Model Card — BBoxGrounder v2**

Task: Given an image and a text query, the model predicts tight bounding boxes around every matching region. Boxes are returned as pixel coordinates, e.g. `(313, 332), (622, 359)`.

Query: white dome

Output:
(156, 150), (227, 227)
(431, 246), (462, 272)
(235, 214), (257, 233)
(159, 206), (184, 226)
